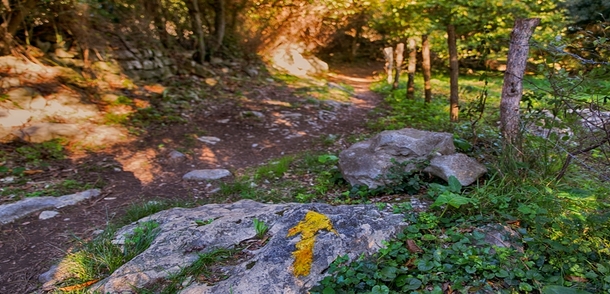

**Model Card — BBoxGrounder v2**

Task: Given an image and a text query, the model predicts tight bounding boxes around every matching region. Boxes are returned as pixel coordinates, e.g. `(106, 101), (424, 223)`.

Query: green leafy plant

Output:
(428, 176), (474, 218)
(252, 218), (269, 239)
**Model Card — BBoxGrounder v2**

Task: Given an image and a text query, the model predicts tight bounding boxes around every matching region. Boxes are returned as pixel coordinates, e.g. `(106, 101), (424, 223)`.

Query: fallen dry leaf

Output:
(406, 239), (423, 253)
(57, 279), (99, 291)
(566, 275), (588, 283)
(23, 169), (44, 175)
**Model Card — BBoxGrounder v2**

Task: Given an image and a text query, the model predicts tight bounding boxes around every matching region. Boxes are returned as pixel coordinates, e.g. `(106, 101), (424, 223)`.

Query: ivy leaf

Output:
(322, 287), (336, 294)
(401, 277), (422, 290)
(417, 259), (435, 271)
(371, 285), (390, 294)
(379, 266), (397, 281)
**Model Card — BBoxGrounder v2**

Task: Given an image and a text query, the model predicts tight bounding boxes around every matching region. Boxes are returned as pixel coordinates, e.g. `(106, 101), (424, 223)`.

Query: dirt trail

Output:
(0, 62), (384, 293)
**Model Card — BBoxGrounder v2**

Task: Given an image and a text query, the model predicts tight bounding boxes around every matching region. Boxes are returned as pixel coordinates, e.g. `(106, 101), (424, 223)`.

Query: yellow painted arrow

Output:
(287, 211), (338, 276)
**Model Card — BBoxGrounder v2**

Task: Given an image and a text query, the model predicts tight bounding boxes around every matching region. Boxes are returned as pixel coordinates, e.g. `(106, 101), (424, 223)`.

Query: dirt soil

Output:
(0, 62), (385, 293)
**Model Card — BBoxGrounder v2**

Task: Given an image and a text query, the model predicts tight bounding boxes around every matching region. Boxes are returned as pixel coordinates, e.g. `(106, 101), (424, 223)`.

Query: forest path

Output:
(0, 61), (385, 293)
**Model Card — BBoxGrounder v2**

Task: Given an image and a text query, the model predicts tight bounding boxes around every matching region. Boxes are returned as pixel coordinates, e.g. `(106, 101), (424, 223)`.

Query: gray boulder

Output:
(90, 200), (408, 293)
(339, 128), (486, 188)
(424, 153), (487, 186)
(339, 128), (455, 189)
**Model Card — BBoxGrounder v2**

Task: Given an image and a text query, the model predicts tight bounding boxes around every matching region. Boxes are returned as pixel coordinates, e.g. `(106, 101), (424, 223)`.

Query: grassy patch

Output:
(54, 221), (161, 292)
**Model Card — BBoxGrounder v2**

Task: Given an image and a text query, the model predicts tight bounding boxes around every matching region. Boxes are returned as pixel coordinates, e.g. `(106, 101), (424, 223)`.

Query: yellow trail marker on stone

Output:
(287, 211), (338, 277)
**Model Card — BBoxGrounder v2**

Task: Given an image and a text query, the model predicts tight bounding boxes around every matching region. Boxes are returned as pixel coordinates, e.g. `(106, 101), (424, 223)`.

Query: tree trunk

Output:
(189, 0), (206, 64)
(422, 34), (432, 103)
(145, 0), (170, 48)
(349, 24), (362, 62)
(0, 0), (37, 54)
(212, 0), (226, 54)
(447, 24), (459, 122)
(393, 43), (404, 90)
(406, 37), (417, 99)
(500, 18), (540, 148)
(383, 47), (394, 85)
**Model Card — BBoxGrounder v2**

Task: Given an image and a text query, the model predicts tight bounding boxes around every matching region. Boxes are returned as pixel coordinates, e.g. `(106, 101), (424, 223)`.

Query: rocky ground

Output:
(0, 60), (384, 293)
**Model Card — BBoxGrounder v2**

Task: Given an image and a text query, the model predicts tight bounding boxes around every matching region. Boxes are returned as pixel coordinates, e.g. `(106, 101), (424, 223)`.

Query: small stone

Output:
(168, 150), (186, 163)
(39, 211), (59, 220)
(0, 176), (15, 183)
(217, 119), (230, 123)
(241, 111), (265, 118)
(210, 57), (223, 65)
(197, 136), (221, 145)
(183, 169), (232, 181)
(245, 68), (259, 77)
(252, 143), (259, 148)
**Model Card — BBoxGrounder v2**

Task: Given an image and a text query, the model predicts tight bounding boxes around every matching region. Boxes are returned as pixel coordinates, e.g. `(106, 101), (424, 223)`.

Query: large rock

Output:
(90, 200), (408, 293)
(424, 153), (487, 186)
(339, 128), (455, 188)
(339, 128), (486, 188)
(13, 123), (80, 143)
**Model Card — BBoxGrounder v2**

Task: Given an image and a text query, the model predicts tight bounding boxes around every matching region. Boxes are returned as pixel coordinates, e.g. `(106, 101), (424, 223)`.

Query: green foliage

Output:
(252, 218), (269, 239)
(121, 201), (179, 225)
(15, 139), (66, 164)
(428, 176), (474, 218)
(59, 221), (160, 288)
(255, 155), (294, 181)
(313, 198), (607, 293)
(103, 112), (130, 125)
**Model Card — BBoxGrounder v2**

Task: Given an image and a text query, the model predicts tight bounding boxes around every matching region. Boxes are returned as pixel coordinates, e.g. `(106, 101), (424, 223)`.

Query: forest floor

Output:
(0, 61), (385, 293)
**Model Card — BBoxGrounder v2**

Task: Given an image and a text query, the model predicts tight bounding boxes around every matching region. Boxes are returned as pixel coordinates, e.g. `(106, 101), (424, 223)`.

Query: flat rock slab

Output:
(183, 169), (232, 181)
(91, 200), (408, 293)
(0, 189), (100, 224)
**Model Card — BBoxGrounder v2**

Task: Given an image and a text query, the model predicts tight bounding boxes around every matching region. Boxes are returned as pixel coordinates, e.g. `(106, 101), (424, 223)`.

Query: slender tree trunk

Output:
(406, 37), (417, 99)
(212, 0), (226, 54)
(189, 0), (206, 64)
(349, 24), (362, 62)
(422, 34), (432, 103)
(500, 18), (540, 148)
(447, 24), (459, 122)
(383, 46), (394, 85)
(393, 43), (404, 90)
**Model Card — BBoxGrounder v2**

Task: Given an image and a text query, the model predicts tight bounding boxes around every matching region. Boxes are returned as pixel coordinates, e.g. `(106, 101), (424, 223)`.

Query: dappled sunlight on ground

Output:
(115, 149), (159, 184)
(198, 145), (220, 167)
